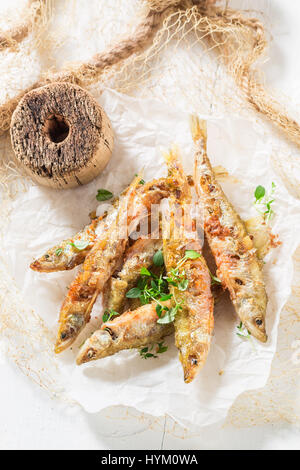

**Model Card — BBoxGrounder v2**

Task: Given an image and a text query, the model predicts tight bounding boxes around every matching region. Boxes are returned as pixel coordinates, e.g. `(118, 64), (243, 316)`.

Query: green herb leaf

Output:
(71, 240), (90, 251)
(139, 346), (156, 359)
(178, 279), (189, 291)
(96, 189), (114, 201)
(254, 185), (265, 200)
(157, 342), (168, 354)
(55, 248), (62, 256)
(254, 182), (276, 223)
(134, 174), (145, 185)
(139, 341), (168, 359)
(153, 250), (164, 267)
(185, 250), (201, 260)
(102, 310), (119, 323)
(157, 305), (180, 324)
(126, 287), (142, 298)
(210, 273), (221, 285)
(236, 322), (251, 340)
(140, 267), (151, 276)
(159, 294), (172, 301)
(156, 304), (162, 317)
(157, 313), (173, 324)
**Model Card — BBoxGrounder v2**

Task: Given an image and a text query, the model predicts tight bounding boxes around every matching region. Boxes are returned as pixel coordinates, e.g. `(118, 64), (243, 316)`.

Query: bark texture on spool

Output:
(10, 82), (114, 189)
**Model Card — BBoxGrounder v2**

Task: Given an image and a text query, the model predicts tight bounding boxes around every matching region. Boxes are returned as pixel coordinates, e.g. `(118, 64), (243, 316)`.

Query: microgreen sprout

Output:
(236, 321), (251, 340)
(102, 310), (119, 323)
(70, 239), (90, 251)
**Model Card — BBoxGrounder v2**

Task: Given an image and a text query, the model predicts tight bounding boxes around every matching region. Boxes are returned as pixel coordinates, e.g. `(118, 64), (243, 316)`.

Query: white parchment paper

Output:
(3, 88), (300, 427)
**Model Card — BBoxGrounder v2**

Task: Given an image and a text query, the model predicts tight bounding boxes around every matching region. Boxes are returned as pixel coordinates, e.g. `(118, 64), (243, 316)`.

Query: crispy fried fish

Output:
(55, 177), (170, 353)
(76, 301), (173, 364)
(192, 116), (268, 342)
(163, 148), (214, 383)
(31, 180), (168, 273)
(30, 214), (106, 273)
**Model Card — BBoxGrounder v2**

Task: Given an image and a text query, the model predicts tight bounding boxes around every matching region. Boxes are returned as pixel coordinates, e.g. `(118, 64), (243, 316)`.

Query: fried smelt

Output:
(76, 301), (173, 364)
(55, 177), (170, 353)
(105, 238), (163, 313)
(192, 116), (268, 342)
(163, 147), (214, 383)
(30, 214), (106, 273)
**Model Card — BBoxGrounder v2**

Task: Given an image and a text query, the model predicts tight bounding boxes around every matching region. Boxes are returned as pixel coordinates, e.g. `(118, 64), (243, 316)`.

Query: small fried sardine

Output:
(55, 177), (170, 353)
(30, 215), (106, 272)
(192, 116), (268, 342)
(163, 147), (214, 383)
(31, 179), (168, 273)
(76, 301), (173, 364)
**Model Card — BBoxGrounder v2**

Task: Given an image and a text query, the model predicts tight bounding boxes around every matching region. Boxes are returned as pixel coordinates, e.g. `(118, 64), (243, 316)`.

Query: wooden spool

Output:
(10, 82), (114, 189)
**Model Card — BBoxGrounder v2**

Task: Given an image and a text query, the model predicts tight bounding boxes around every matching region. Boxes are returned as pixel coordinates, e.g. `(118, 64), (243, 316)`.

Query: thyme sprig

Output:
(139, 341), (168, 359)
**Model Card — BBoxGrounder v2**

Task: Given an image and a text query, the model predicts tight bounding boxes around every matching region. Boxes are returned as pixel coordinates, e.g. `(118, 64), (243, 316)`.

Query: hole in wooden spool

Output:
(43, 114), (70, 143)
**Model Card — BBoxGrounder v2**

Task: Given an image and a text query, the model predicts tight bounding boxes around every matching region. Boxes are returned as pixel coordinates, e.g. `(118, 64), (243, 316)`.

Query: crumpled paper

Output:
(3, 88), (300, 427)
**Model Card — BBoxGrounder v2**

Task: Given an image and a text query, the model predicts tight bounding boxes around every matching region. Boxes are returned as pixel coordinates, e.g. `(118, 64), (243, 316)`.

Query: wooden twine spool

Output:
(10, 83), (114, 189)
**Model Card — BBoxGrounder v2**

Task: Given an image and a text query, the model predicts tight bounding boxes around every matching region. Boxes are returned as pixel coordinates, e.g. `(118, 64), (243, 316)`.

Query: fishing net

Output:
(0, 0), (299, 432)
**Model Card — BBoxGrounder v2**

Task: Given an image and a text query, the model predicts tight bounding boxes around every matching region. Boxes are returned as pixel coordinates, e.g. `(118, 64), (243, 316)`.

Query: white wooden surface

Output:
(0, 0), (300, 450)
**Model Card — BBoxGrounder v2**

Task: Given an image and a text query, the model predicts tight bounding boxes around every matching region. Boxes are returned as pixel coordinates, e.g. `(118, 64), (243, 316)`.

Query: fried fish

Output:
(192, 116), (268, 342)
(76, 301), (173, 364)
(162, 147), (214, 383)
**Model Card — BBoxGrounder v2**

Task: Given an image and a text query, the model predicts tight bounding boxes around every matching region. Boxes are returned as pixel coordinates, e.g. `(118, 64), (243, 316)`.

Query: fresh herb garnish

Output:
(126, 287), (142, 298)
(157, 303), (182, 324)
(254, 185), (265, 200)
(127, 250), (203, 326)
(96, 189), (114, 201)
(157, 341), (168, 354)
(140, 266), (151, 276)
(139, 341), (168, 359)
(254, 182), (276, 222)
(153, 250), (164, 267)
(134, 173), (145, 185)
(210, 273), (221, 285)
(236, 321), (251, 340)
(70, 240), (90, 251)
(102, 310), (119, 323)
(55, 248), (62, 256)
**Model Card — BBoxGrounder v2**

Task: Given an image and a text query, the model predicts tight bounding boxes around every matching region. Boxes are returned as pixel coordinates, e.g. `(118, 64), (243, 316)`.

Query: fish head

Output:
(55, 314), (85, 353)
(244, 315), (267, 343)
(76, 329), (112, 364)
(180, 344), (209, 384)
(239, 297), (268, 343)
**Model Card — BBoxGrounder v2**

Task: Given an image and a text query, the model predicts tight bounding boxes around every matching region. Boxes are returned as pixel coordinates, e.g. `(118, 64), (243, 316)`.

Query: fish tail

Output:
(190, 115), (207, 150)
(162, 144), (181, 169)
(162, 145), (186, 184)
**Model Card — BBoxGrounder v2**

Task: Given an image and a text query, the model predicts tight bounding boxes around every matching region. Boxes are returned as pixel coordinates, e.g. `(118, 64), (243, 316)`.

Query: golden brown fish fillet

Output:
(163, 147), (214, 383)
(192, 116), (268, 342)
(76, 301), (173, 364)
